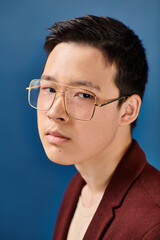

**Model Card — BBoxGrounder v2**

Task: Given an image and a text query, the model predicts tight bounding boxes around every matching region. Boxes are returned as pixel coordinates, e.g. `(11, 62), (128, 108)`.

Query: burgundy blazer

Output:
(53, 140), (160, 239)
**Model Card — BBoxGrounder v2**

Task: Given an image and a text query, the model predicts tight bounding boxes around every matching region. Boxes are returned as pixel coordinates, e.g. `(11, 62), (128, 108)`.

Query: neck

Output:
(75, 126), (132, 207)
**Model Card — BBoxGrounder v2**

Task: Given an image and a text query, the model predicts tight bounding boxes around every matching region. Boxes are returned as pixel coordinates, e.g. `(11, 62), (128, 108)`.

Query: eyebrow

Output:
(41, 75), (101, 91)
(70, 80), (101, 91)
(41, 75), (57, 82)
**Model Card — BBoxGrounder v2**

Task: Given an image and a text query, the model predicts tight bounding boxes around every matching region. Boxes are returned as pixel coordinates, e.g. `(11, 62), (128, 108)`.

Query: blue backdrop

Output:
(1, 0), (160, 239)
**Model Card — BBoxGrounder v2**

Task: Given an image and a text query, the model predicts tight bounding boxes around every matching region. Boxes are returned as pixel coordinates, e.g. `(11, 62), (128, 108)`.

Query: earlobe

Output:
(120, 94), (141, 126)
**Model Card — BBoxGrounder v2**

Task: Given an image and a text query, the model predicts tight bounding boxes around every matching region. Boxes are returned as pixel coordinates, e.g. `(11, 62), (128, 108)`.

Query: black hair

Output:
(44, 15), (148, 128)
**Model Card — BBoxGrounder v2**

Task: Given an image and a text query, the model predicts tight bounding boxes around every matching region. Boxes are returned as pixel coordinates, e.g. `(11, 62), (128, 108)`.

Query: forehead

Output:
(42, 43), (118, 95)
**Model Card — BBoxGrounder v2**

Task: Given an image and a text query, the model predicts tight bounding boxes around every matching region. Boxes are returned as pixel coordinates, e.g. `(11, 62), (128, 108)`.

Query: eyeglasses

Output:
(26, 79), (128, 121)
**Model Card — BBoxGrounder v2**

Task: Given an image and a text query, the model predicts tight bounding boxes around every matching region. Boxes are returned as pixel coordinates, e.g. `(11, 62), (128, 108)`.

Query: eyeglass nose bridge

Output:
(48, 88), (68, 112)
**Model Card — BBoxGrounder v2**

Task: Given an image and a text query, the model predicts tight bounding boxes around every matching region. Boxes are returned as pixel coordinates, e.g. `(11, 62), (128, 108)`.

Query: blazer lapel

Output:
(84, 193), (114, 240)
(53, 173), (85, 240)
(83, 140), (147, 240)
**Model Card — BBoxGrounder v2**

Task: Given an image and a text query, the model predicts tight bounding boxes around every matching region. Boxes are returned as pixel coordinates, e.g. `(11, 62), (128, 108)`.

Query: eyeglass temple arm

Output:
(95, 96), (129, 107)
(26, 85), (40, 91)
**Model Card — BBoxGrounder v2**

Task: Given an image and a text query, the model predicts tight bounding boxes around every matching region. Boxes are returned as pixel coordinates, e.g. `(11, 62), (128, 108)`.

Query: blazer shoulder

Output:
(142, 223), (160, 240)
(140, 163), (160, 208)
(67, 172), (85, 189)
(62, 172), (85, 201)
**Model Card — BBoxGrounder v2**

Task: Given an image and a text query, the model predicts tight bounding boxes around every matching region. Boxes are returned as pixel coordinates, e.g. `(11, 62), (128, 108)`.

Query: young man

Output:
(27, 15), (160, 239)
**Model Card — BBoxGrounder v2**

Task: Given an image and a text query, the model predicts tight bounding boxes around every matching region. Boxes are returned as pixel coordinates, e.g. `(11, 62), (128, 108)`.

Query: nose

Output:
(47, 93), (69, 122)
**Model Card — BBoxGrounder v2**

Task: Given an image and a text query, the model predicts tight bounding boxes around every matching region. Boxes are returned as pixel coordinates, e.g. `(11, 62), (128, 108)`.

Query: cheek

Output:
(37, 111), (45, 141)
(87, 109), (119, 144)
(75, 110), (119, 151)
(93, 107), (119, 132)
(37, 112), (58, 162)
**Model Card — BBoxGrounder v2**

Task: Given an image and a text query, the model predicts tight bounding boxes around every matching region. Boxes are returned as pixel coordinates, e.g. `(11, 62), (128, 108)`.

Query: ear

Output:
(119, 94), (141, 126)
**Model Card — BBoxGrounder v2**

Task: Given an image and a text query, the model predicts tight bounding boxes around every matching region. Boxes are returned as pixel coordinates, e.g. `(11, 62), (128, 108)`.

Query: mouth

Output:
(45, 129), (71, 144)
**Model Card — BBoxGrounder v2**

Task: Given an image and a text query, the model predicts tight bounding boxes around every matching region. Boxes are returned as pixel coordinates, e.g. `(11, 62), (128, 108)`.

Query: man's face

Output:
(38, 42), (123, 165)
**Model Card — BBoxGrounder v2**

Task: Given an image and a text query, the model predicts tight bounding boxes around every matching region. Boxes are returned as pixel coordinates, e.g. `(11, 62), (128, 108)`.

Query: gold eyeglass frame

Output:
(26, 79), (128, 121)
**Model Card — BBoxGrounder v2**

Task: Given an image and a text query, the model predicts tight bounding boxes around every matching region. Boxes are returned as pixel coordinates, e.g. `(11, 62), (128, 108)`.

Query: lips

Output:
(45, 129), (71, 144)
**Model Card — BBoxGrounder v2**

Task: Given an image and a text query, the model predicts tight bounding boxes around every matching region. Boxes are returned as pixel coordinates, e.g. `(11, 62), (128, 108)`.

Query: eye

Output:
(46, 87), (56, 93)
(41, 87), (56, 93)
(77, 92), (94, 99)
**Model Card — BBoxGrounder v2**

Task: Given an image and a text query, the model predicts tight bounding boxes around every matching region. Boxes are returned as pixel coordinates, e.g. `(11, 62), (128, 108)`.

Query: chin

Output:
(48, 157), (74, 166)
(45, 149), (75, 166)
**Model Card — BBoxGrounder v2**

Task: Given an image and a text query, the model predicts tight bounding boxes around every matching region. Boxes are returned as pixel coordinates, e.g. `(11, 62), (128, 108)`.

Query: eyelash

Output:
(42, 87), (56, 93)
(77, 92), (94, 99)
(41, 86), (95, 99)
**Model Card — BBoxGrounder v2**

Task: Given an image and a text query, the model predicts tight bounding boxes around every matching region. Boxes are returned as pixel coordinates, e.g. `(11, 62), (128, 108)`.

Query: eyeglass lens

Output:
(29, 79), (96, 120)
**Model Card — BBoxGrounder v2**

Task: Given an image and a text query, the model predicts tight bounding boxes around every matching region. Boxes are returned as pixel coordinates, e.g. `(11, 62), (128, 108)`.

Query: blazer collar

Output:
(106, 139), (147, 208)
(84, 139), (147, 240)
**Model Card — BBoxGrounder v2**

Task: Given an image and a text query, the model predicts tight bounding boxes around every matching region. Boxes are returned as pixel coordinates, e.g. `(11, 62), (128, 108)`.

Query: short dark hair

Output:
(44, 15), (148, 128)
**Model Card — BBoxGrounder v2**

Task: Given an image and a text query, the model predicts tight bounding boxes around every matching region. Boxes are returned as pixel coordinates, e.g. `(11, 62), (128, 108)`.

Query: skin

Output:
(37, 42), (141, 207)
